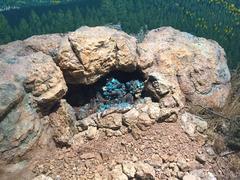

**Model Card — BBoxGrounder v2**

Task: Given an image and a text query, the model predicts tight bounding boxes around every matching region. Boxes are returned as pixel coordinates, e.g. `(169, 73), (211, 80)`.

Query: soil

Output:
(0, 119), (239, 179)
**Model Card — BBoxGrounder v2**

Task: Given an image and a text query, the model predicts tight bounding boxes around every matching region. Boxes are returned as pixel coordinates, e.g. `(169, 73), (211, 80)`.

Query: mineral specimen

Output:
(97, 78), (144, 111)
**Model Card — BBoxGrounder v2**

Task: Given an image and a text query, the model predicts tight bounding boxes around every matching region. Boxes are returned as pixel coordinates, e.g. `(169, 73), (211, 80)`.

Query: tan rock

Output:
(49, 100), (77, 146)
(158, 108), (179, 123)
(102, 128), (124, 137)
(96, 113), (122, 130)
(144, 72), (177, 102)
(123, 108), (139, 126)
(139, 27), (231, 109)
(110, 164), (128, 180)
(23, 52), (67, 112)
(190, 169), (217, 180)
(78, 113), (97, 131)
(195, 154), (207, 164)
(137, 112), (155, 131)
(85, 126), (98, 140)
(177, 158), (190, 172)
(180, 112), (208, 137)
(135, 102), (149, 113)
(57, 26), (137, 84)
(144, 72), (184, 122)
(122, 161), (136, 178)
(135, 161), (156, 179)
(147, 102), (161, 120)
(24, 34), (63, 55)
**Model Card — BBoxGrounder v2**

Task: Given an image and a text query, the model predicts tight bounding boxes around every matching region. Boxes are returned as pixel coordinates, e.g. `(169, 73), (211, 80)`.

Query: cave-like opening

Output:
(65, 69), (147, 120)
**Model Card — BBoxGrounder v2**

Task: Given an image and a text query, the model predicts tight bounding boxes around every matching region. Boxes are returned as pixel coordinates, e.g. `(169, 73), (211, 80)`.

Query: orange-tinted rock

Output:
(139, 27), (231, 109)
(56, 26), (138, 84)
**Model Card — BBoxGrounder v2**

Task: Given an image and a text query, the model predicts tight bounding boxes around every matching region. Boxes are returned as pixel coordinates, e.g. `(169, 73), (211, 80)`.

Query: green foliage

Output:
(0, 14), (11, 43)
(0, 0), (76, 8)
(0, 0), (239, 67)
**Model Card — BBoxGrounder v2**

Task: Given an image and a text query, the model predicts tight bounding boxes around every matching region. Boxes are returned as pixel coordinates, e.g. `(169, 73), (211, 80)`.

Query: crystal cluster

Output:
(97, 78), (144, 111)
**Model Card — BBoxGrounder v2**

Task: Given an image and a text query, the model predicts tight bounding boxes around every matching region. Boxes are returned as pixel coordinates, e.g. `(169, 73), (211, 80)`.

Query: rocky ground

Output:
(0, 26), (237, 180)
(2, 117), (239, 180)
(32, 120), (206, 179)
(0, 121), (211, 180)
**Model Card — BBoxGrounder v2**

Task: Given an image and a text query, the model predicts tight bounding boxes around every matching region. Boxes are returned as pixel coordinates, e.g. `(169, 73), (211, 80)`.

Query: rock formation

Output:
(57, 26), (138, 84)
(0, 26), (231, 162)
(138, 27), (231, 109)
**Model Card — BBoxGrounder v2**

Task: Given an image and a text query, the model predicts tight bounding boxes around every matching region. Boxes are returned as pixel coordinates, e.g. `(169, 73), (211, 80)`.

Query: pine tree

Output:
(17, 18), (30, 39)
(114, 0), (127, 22)
(29, 10), (41, 35)
(55, 10), (65, 32)
(101, 0), (116, 23)
(0, 14), (11, 44)
(73, 7), (84, 29)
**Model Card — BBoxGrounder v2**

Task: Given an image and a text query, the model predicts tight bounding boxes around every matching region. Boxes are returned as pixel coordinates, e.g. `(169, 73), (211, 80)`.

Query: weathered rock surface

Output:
(96, 113), (123, 130)
(0, 83), (24, 120)
(0, 94), (42, 161)
(139, 27), (231, 109)
(24, 34), (63, 56)
(0, 26), (231, 162)
(180, 112), (208, 137)
(49, 100), (77, 146)
(23, 52), (67, 112)
(56, 26), (138, 84)
(0, 42), (67, 160)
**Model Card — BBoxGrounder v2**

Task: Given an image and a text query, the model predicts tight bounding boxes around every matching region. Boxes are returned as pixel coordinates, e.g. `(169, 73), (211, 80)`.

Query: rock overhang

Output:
(0, 26), (231, 161)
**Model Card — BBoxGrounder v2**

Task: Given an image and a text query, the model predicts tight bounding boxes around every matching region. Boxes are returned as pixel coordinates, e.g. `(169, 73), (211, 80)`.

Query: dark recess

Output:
(65, 69), (146, 107)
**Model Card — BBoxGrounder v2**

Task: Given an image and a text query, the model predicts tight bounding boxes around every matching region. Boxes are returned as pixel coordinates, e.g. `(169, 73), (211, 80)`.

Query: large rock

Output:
(23, 52), (67, 112)
(56, 26), (138, 84)
(24, 34), (63, 56)
(139, 27), (231, 109)
(0, 26), (231, 162)
(0, 93), (42, 161)
(0, 41), (67, 161)
(0, 49), (67, 113)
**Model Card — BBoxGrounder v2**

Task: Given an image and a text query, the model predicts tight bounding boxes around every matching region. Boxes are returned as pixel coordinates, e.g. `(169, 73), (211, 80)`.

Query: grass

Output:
(189, 67), (240, 151)
(187, 67), (240, 144)
(188, 67), (240, 175)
